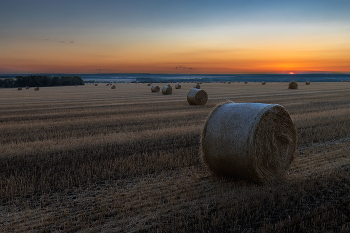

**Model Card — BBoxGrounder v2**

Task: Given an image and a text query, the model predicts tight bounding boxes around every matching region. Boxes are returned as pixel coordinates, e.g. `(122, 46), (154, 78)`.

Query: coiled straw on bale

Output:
(162, 84), (172, 95)
(201, 102), (297, 183)
(34, 87), (39, 91)
(175, 84), (181, 89)
(288, 81), (298, 89)
(305, 81), (310, 85)
(151, 85), (160, 92)
(187, 88), (208, 105)
(193, 83), (200, 89)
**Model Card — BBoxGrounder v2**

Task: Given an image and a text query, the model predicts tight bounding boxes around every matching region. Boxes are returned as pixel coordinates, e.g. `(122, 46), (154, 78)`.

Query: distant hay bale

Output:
(347, 80), (349, 82)
(201, 102), (297, 183)
(26, 86), (29, 89)
(106, 83), (110, 86)
(75, 84), (78, 87)
(111, 85), (116, 89)
(228, 82), (231, 84)
(262, 81), (266, 85)
(34, 87), (39, 91)
(175, 84), (181, 89)
(193, 83), (200, 89)
(220, 81), (222, 83)
(244, 81), (248, 84)
(237, 81), (240, 83)
(305, 81), (310, 85)
(223, 81), (226, 83)
(18, 87), (22, 90)
(151, 85), (160, 92)
(288, 81), (298, 89)
(187, 88), (208, 105)
(199, 82), (202, 84)
(94, 84), (98, 86)
(147, 83), (151, 86)
(162, 84), (172, 95)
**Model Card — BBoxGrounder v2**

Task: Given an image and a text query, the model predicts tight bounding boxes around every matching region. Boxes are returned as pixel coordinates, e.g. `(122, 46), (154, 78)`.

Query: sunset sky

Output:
(1, 0), (349, 74)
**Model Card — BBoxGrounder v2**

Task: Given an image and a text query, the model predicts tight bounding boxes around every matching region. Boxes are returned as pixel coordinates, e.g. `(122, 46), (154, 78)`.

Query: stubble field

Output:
(1, 82), (350, 232)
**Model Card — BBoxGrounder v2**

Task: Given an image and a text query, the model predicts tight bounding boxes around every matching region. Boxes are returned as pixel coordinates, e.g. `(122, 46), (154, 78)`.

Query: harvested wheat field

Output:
(1, 82), (350, 232)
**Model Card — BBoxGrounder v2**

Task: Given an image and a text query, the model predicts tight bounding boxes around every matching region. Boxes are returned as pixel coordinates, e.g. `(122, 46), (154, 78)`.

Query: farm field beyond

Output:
(1, 82), (350, 232)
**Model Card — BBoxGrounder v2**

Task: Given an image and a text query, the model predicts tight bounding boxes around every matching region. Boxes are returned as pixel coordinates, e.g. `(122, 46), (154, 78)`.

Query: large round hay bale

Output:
(162, 84), (172, 95)
(193, 83), (200, 89)
(288, 81), (298, 89)
(151, 85), (160, 92)
(305, 81), (310, 85)
(201, 102), (297, 183)
(34, 87), (39, 91)
(262, 81), (266, 85)
(187, 88), (208, 105)
(111, 85), (116, 89)
(18, 87), (22, 90)
(175, 84), (181, 89)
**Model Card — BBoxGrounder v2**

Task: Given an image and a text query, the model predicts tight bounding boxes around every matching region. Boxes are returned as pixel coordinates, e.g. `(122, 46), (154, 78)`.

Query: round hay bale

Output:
(199, 82), (202, 84)
(305, 81), (310, 85)
(162, 84), (172, 95)
(75, 84), (78, 87)
(175, 84), (181, 89)
(193, 83), (200, 89)
(347, 80), (349, 82)
(228, 82), (231, 84)
(106, 83), (110, 86)
(151, 85), (160, 92)
(187, 88), (208, 105)
(220, 81), (222, 83)
(94, 84), (98, 86)
(223, 81), (226, 83)
(18, 87), (22, 90)
(262, 81), (266, 85)
(244, 81), (248, 84)
(34, 87), (39, 91)
(288, 81), (298, 89)
(201, 102), (297, 183)
(147, 83), (151, 86)
(26, 86), (29, 89)
(237, 81), (240, 83)
(111, 85), (116, 89)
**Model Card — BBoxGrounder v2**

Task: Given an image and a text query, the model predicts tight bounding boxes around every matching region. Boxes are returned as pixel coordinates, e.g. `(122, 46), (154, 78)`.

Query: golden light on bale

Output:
(18, 87), (22, 90)
(34, 87), (39, 91)
(193, 83), (200, 89)
(262, 81), (266, 85)
(201, 102), (297, 183)
(175, 84), (181, 89)
(288, 81), (298, 89)
(151, 85), (160, 92)
(26, 86), (29, 89)
(305, 81), (310, 85)
(162, 84), (172, 95)
(111, 85), (116, 89)
(187, 88), (208, 105)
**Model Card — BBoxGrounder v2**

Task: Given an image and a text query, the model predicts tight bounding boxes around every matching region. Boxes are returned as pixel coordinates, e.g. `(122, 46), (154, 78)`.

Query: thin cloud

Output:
(175, 66), (194, 70)
(60, 41), (65, 43)
(70, 41), (74, 43)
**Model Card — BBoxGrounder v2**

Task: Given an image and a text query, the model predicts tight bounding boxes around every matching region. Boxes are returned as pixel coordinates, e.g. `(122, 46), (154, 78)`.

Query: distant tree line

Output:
(0, 75), (84, 88)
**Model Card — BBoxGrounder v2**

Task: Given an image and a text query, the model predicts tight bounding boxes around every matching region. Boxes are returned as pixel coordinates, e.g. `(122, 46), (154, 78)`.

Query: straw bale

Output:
(18, 87), (22, 90)
(34, 87), (39, 91)
(288, 81), (298, 89)
(228, 82), (231, 84)
(106, 83), (110, 86)
(111, 85), (116, 89)
(26, 86), (29, 89)
(237, 81), (240, 83)
(162, 84), (172, 95)
(305, 81), (310, 85)
(151, 85), (160, 92)
(193, 83), (201, 89)
(220, 81), (222, 83)
(95, 84), (98, 86)
(147, 83), (151, 86)
(187, 88), (208, 105)
(262, 81), (266, 85)
(199, 82), (202, 84)
(244, 81), (248, 84)
(223, 81), (226, 83)
(201, 102), (297, 183)
(175, 84), (181, 89)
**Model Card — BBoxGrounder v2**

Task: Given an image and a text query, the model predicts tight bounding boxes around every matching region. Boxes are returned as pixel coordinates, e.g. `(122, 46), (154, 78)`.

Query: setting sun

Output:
(288, 72), (295, 75)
